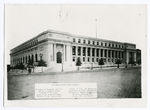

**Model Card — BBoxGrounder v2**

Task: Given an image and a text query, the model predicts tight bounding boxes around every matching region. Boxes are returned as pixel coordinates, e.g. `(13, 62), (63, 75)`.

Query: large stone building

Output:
(10, 29), (137, 69)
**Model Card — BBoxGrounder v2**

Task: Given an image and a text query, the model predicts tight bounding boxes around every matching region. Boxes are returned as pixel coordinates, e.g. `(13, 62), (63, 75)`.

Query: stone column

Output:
(53, 44), (56, 62)
(110, 50), (112, 63)
(63, 44), (66, 62)
(76, 46), (78, 57)
(65, 45), (67, 62)
(134, 52), (136, 62)
(106, 49), (108, 64)
(120, 51), (122, 63)
(114, 50), (116, 63)
(85, 47), (88, 63)
(103, 49), (105, 58)
(126, 51), (129, 64)
(70, 45), (72, 62)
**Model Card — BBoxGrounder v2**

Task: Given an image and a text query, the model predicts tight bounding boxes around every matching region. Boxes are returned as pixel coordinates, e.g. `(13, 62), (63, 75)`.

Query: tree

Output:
(32, 62), (38, 73)
(37, 60), (47, 72)
(137, 59), (141, 65)
(128, 60), (135, 67)
(98, 58), (104, 69)
(116, 59), (121, 68)
(76, 57), (82, 71)
(14, 63), (20, 69)
(19, 63), (25, 73)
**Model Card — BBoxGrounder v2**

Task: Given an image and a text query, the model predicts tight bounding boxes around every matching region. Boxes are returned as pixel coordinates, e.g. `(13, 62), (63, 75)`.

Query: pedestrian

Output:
(125, 62), (127, 68)
(28, 67), (31, 75)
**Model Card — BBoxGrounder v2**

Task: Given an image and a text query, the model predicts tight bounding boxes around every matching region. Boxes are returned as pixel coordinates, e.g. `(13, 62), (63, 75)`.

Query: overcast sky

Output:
(5, 4), (147, 64)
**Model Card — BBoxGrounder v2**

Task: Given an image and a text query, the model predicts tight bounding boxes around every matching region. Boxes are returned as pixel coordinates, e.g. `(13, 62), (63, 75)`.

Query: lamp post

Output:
(39, 53), (43, 72)
(91, 62), (93, 70)
(95, 19), (97, 39)
(62, 62), (63, 72)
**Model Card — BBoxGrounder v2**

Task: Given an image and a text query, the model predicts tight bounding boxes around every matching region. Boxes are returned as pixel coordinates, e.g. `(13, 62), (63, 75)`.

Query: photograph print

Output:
(5, 4), (146, 102)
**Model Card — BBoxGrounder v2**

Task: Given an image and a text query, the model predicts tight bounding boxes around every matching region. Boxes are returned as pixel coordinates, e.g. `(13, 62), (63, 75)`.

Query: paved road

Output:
(8, 67), (141, 100)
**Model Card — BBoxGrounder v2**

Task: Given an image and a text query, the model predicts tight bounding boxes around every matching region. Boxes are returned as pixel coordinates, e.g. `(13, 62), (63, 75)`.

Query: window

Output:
(72, 46), (76, 55)
(101, 42), (103, 46)
(97, 49), (99, 57)
(108, 50), (110, 57)
(105, 43), (107, 46)
(112, 59), (113, 62)
(88, 40), (90, 44)
(88, 48), (90, 56)
(78, 47), (81, 56)
(109, 43), (111, 47)
(104, 50), (107, 57)
(92, 48), (95, 56)
(73, 38), (75, 42)
(92, 58), (94, 62)
(101, 49), (103, 57)
(83, 57), (85, 62)
(83, 47), (86, 56)
(112, 50), (114, 58)
(83, 40), (86, 44)
(112, 44), (114, 47)
(97, 42), (99, 45)
(93, 41), (95, 45)
(78, 39), (81, 43)
(108, 59), (110, 62)
(88, 58), (90, 62)
(72, 57), (75, 62)
(96, 58), (98, 62)
(115, 51), (117, 58)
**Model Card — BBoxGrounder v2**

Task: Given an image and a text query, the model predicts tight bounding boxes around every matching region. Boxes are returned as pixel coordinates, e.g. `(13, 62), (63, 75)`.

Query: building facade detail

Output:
(10, 30), (137, 68)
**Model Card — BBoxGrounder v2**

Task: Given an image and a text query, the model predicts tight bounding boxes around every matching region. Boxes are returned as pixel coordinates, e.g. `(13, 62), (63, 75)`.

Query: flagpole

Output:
(95, 19), (97, 39)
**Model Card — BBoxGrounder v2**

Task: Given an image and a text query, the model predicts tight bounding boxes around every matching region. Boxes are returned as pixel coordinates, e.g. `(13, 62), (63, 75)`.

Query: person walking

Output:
(28, 67), (31, 75)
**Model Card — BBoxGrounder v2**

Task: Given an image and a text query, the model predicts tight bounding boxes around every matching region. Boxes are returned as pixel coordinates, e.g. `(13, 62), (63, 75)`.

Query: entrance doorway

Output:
(57, 52), (62, 63)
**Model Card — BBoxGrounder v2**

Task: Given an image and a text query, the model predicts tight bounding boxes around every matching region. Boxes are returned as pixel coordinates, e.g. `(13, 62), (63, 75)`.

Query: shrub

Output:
(98, 58), (104, 69)
(76, 57), (82, 71)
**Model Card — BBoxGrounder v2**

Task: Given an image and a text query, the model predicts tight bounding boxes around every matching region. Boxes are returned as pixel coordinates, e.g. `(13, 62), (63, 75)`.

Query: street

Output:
(8, 67), (141, 100)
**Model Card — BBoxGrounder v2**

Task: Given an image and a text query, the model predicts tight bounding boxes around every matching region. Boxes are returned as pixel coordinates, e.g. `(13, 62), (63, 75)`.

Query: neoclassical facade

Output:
(10, 30), (136, 68)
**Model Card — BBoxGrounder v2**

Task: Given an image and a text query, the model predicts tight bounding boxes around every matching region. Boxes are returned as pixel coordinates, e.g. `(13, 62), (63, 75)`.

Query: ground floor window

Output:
(83, 57), (85, 62)
(103, 59), (106, 62)
(88, 57), (90, 62)
(92, 58), (94, 62)
(72, 57), (75, 62)
(96, 58), (98, 62)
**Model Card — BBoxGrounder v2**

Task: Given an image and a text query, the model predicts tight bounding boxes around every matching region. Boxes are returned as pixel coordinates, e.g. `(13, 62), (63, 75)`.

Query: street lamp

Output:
(91, 62), (93, 70)
(39, 53), (43, 72)
(61, 55), (63, 72)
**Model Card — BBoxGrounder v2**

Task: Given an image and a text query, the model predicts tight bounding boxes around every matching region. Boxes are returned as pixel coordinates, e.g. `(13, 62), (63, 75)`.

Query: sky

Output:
(5, 4), (147, 64)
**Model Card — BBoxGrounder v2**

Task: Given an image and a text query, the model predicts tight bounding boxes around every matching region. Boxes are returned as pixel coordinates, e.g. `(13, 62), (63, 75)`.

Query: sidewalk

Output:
(8, 65), (141, 76)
